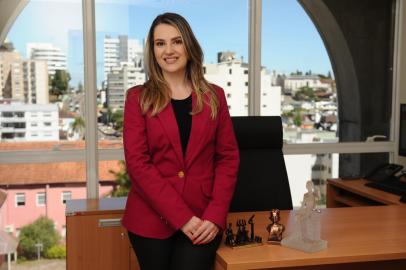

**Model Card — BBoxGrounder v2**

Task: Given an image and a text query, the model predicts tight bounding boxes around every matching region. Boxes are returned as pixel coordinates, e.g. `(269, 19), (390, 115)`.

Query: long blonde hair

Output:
(141, 12), (219, 119)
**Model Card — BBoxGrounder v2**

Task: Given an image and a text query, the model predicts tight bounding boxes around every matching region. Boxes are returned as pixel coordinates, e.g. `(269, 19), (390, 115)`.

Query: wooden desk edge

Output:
(327, 178), (402, 205)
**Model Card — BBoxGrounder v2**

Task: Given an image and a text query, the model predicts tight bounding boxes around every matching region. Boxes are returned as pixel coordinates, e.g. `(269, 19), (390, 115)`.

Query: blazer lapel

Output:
(185, 92), (211, 168)
(157, 103), (185, 167)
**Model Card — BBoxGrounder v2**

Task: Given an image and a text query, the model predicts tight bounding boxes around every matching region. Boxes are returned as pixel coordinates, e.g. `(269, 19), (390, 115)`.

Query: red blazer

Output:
(121, 84), (239, 239)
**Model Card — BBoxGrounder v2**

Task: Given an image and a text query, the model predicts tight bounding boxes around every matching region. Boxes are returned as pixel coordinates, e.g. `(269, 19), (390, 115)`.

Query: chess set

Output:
(224, 209), (284, 249)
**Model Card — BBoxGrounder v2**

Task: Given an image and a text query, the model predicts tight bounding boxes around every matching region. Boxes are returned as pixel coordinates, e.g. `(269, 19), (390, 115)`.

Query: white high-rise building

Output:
(26, 43), (67, 75)
(106, 62), (145, 110)
(104, 35), (143, 81)
(203, 52), (281, 116)
(0, 102), (59, 141)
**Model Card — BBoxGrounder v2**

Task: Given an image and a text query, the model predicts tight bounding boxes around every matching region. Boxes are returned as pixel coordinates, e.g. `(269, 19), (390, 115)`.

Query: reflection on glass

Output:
(261, 0), (337, 144)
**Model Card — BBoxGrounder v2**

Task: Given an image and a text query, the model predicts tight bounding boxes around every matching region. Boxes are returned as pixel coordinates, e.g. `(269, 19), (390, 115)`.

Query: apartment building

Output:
(0, 102), (58, 141)
(26, 43), (67, 75)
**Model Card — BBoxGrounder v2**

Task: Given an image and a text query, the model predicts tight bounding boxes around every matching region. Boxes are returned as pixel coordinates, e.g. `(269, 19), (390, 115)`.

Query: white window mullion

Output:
(82, 0), (99, 199)
(248, 0), (262, 116)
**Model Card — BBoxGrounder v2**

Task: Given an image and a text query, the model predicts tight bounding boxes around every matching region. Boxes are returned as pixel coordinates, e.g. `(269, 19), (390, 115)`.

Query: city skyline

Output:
(7, 0), (333, 87)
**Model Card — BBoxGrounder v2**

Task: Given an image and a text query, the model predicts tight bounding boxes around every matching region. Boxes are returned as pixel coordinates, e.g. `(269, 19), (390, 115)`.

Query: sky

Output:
(6, 0), (333, 87)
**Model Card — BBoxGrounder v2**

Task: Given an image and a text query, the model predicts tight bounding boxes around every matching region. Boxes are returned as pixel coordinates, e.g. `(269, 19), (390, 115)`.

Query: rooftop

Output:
(0, 141), (124, 185)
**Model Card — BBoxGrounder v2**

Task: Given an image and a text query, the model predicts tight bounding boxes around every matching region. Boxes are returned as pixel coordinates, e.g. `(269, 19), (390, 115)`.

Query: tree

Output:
(294, 86), (316, 101)
(49, 70), (71, 100)
(18, 217), (60, 260)
(71, 116), (85, 139)
(111, 110), (124, 132)
(77, 81), (84, 93)
(110, 160), (131, 197)
(294, 111), (302, 127)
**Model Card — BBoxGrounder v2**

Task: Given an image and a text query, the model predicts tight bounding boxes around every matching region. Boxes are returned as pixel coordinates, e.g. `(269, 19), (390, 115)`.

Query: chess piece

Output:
(225, 223), (236, 246)
(248, 214), (255, 242)
(266, 209), (285, 244)
(281, 180), (327, 253)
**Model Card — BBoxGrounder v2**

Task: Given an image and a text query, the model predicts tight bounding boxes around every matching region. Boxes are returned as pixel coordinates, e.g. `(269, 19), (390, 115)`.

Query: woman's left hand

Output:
(191, 220), (219, 245)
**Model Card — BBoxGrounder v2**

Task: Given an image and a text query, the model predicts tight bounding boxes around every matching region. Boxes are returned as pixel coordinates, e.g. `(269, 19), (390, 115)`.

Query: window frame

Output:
(61, 191), (72, 204)
(15, 193), (25, 207)
(36, 192), (46, 207)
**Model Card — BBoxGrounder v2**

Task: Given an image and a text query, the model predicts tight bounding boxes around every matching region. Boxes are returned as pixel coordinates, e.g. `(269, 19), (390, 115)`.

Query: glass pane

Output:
(262, 0), (394, 144)
(1, 1), (86, 264)
(285, 152), (389, 208)
(1, 0), (86, 152)
(95, 0), (249, 150)
(261, 0), (336, 143)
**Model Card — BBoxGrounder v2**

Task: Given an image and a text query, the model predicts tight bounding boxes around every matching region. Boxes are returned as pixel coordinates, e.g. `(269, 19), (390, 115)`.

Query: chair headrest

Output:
(231, 116), (283, 150)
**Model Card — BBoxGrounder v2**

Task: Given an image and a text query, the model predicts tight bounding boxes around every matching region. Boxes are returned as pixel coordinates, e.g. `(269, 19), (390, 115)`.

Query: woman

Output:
(121, 12), (239, 270)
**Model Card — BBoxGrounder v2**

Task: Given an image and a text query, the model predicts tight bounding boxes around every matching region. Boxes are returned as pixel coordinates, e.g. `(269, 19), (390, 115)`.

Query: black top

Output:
(171, 95), (192, 154)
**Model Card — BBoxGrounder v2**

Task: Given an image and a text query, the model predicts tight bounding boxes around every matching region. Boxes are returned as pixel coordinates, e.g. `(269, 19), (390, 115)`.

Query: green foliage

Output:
(110, 160), (131, 197)
(290, 70), (303, 76)
(111, 110), (124, 132)
(49, 70), (71, 100)
(45, 245), (66, 259)
(294, 86), (317, 101)
(77, 82), (84, 92)
(71, 116), (85, 139)
(293, 111), (302, 127)
(18, 217), (60, 260)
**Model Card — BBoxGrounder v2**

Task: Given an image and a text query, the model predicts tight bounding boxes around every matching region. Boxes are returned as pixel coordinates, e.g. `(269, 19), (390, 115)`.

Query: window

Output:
(229, 68), (232, 74)
(16, 193), (25, 206)
(0, 0), (399, 244)
(227, 93), (232, 98)
(62, 191), (72, 204)
(5, 225), (14, 234)
(37, 192), (46, 206)
(44, 122), (52, 127)
(227, 82), (231, 86)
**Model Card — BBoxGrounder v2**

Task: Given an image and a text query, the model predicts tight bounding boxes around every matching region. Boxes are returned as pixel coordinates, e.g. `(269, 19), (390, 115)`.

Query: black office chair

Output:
(229, 116), (293, 212)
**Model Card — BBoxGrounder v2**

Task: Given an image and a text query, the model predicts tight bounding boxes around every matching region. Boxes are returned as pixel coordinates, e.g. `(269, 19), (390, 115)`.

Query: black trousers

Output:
(128, 230), (222, 270)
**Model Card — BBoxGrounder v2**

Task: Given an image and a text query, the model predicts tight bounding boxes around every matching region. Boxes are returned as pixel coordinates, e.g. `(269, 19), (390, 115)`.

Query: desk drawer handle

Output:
(98, 218), (122, 227)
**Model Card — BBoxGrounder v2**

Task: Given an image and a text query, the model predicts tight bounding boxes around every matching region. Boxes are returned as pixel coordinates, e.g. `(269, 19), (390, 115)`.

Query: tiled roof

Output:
(0, 160), (122, 185)
(0, 141), (124, 185)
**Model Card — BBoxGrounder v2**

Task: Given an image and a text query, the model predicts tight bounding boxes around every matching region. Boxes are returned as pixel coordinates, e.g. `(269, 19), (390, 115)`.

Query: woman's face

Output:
(153, 23), (188, 77)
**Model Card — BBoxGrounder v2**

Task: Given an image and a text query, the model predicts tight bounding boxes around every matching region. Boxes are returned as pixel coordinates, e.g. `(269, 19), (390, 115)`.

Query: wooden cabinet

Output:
(66, 198), (139, 270)
(327, 178), (404, 207)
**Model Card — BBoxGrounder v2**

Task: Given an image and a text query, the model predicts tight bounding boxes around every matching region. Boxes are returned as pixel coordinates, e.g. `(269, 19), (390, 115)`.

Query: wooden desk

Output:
(215, 205), (406, 270)
(327, 178), (404, 207)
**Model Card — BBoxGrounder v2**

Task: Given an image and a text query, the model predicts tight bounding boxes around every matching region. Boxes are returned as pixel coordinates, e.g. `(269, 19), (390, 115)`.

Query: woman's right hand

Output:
(181, 216), (203, 240)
